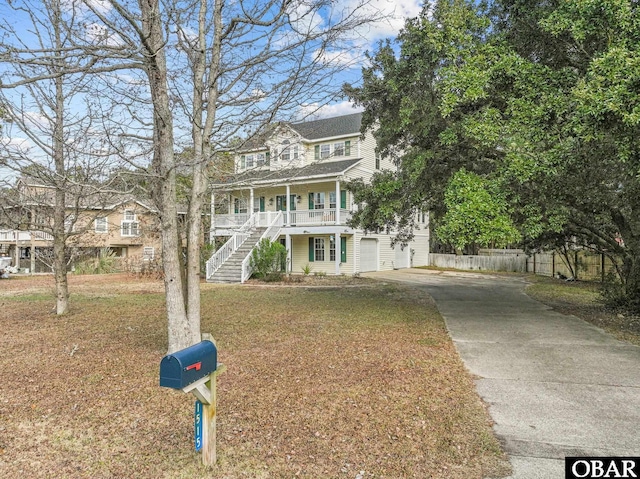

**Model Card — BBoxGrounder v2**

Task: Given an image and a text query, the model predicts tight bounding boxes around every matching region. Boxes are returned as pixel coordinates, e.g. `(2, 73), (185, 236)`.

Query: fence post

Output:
(552, 252), (555, 278)
(601, 254), (605, 283)
(533, 253), (536, 274)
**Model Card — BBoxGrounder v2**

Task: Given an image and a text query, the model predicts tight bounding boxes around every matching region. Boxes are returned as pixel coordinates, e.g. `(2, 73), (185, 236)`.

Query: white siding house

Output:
(206, 112), (429, 282)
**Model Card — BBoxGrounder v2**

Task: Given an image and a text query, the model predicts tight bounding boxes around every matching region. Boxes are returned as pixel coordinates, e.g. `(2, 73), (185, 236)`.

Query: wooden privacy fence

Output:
(429, 252), (527, 272)
(526, 251), (618, 282)
(429, 249), (619, 282)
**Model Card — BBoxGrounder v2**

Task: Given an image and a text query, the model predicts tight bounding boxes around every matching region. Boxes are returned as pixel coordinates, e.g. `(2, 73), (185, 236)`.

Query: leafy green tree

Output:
(436, 169), (520, 252)
(346, 0), (640, 310)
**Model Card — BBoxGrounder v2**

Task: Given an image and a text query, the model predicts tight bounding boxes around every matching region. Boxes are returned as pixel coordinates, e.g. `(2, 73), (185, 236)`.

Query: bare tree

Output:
(2, 0), (385, 348)
(0, 0), (131, 314)
(171, 0), (385, 347)
(72, 0), (386, 352)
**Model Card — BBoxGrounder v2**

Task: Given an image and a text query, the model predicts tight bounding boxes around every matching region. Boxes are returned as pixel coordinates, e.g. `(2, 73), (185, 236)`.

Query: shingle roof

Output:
(290, 112), (363, 140)
(212, 158), (361, 188)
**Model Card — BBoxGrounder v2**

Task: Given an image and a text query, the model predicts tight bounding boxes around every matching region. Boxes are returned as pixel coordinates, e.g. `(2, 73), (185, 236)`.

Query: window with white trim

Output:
(245, 154), (254, 168)
(329, 192), (336, 209)
(329, 236), (336, 261)
(257, 153), (265, 166)
(314, 192), (325, 210)
(121, 210), (140, 237)
(334, 142), (344, 157)
(314, 238), (325, 261)
(143, 247), (155, 260)
(320, 144), (330, 159)
(95, 216), (108, 233)
(281, 140), (291, 161)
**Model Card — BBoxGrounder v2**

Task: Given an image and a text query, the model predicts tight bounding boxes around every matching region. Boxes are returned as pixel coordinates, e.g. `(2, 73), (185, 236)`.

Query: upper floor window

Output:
(121, 210), (140, 237)
(257, 153), (265, 166)
(314, 140), (351, 160)
(314, 192), (325, 210)
(95, 216), (108, 233)
(234, 198), (248, 214)
(245, 154), (254, 168)
(280, 141), (299, 162)
(375, 153), (381, 170)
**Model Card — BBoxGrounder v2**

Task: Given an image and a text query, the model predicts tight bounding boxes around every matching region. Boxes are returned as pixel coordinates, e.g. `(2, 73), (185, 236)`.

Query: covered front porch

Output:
(210, 179), (353, 237)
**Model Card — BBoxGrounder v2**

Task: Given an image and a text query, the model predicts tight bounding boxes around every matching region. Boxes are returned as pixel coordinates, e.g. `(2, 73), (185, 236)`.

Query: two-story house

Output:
(0, 179), (162, 273)
(206, 112), (430, 282)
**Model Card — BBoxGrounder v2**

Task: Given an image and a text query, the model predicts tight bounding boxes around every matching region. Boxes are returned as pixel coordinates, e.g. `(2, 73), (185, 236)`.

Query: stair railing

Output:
(206, 213), (257, 280)
(240, 211), (284, 283)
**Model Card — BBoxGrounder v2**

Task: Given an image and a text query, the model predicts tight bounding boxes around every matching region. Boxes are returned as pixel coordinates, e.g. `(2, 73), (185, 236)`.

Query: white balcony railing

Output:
(0, 230), (54, 242)
(213, 209), (351, 230)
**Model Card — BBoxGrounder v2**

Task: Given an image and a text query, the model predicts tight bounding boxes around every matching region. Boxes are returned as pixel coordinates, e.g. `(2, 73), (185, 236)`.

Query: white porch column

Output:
(335, 233), (341, 275)
(335, 180), (341, 225)
(210, 192), (215, 242)
(286, 233), (292, 273)
(14, 236), (20, 269)
(250, 188), (255, 222)
(285, 184), (291, 225)
(227, 193), (232, 214)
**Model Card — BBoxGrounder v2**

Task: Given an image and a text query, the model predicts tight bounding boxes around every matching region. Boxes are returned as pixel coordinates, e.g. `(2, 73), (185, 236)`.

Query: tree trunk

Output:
(623, 246), (640, 312)
(184, 0), (224, 339)
(53, 0), (69, 315)
(139, 0), (195, 353)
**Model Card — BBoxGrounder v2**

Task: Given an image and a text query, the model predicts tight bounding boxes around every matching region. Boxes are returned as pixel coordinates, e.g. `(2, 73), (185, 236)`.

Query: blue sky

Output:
(0, 0), (425, 172)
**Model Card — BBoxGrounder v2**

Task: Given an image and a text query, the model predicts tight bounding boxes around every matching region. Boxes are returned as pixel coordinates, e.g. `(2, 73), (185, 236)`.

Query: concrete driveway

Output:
(363, 268), (640, 479)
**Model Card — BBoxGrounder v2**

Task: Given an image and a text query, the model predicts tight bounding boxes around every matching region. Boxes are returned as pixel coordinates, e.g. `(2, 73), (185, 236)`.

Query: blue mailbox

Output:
(160, 340), (218, 390)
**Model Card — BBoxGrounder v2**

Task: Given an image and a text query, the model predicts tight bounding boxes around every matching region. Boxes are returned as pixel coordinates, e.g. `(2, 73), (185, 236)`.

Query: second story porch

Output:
(210, 178), (355, 237)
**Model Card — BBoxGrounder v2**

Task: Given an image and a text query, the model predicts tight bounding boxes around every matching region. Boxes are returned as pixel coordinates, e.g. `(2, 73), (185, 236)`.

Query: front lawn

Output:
(0, 274), (510, 478)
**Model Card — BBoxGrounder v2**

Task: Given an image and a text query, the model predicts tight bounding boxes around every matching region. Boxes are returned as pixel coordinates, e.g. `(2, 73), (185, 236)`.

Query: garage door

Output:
(360, 238), (378, 272)
(394, 245), (410, 269)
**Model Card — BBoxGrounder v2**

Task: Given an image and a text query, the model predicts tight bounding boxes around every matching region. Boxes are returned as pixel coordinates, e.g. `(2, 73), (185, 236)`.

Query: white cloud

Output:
(298, 100), (363, 120)
(62, 0), (112, 15)
(0, 136), (34, 156)
(22, 112), (51, 131)
(85, 22), (123, 47)
(354, 0), (423, 39)
(287, 1), (326, 36)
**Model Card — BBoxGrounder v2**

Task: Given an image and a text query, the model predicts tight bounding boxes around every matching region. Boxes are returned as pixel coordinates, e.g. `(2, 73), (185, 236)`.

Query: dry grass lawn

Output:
(525, 275), (640, 346)
(0, 274), (510, 478)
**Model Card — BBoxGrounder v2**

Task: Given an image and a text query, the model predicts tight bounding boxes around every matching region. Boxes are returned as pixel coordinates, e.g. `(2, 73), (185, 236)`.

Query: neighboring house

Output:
(0, 179), (161, 272)
(207, 112), (430, 283)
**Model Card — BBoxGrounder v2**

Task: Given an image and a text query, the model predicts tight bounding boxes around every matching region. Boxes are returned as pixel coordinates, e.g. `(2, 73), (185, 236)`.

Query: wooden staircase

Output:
(207, 228), (267, 283)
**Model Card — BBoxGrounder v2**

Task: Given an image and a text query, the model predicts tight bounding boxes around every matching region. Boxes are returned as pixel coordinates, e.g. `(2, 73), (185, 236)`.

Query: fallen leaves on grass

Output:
(0, 274), (510, 478)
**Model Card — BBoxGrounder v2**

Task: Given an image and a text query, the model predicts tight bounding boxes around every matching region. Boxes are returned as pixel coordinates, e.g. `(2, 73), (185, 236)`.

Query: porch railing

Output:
(205, 215), (254, 279)
(212, 208), (351, 230)
(240, 212), (284, 283)
(0, 230), (54, 242)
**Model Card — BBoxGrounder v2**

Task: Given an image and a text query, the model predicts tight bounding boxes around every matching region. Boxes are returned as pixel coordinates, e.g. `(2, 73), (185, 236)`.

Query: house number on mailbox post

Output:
(159, 333), (226, 466)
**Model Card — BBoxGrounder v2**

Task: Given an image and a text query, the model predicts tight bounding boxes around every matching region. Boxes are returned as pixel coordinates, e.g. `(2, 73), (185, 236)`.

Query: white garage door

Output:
(394, 245), (410, 269)
(360, 238), (378, 272)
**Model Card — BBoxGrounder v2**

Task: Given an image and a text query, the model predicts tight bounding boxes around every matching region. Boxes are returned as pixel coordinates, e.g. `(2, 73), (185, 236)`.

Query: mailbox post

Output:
(160, 334), (225, 466)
